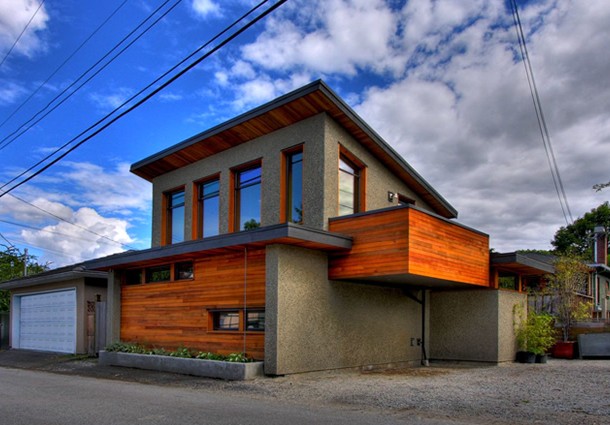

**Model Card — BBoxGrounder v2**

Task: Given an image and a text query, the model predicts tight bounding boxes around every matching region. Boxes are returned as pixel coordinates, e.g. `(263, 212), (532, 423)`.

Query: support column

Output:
(106, 270), (121, 344)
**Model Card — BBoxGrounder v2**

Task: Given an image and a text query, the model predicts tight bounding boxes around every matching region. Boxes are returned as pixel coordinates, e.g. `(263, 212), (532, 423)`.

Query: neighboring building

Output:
(81, 80), (539, 374)
(0, 265), (107, 354)
(589, 227), (610, 321)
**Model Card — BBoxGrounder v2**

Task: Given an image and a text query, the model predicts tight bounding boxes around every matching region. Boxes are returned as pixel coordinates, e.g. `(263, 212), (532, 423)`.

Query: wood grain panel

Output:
(120, 248), (266, 359)
(329, 207), (489, 286)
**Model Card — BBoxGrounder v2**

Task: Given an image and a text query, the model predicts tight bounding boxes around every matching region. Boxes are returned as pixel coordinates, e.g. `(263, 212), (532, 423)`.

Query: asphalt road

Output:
(0, 367), (462, 425)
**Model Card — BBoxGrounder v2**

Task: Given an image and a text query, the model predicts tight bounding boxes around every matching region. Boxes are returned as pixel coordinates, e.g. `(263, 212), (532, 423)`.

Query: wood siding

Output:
(120, 248), (265, 359)
(328, 207), (490, 287)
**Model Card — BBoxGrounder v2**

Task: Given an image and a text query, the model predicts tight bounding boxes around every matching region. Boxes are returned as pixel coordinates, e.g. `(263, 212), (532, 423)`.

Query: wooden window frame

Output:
(161, 186), (185, 246)
(192, 174), (221, 240)
(229, 159), (262, 233)
(280, 144), (304, 224)
(122, 261), (194, 286)
(338, 145), (367, 215)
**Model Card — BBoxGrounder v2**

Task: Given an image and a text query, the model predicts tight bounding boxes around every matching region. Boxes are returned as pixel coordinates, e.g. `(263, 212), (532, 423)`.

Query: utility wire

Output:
(0, 0), (46, 69)
(0, 232), (17, 250)
(0, 0), (129, 131)
(0, 0), (287, 198)
(0, 0), (179, 152)
(4, 192), (135, 249)
(509, 0), (573, 226)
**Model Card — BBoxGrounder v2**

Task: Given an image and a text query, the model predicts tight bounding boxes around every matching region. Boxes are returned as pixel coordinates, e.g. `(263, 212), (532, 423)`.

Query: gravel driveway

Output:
(3, 351), (609, 425)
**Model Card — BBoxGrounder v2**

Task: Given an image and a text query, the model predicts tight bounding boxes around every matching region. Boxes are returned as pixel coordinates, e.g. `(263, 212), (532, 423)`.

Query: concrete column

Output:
(106, 270), (121, 344)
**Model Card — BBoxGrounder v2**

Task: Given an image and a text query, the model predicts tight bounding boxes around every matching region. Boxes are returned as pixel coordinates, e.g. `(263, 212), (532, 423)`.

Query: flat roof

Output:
(131, 80), (458, 219)
(491, 252), (555, 275)
(0, 264), (107, 290)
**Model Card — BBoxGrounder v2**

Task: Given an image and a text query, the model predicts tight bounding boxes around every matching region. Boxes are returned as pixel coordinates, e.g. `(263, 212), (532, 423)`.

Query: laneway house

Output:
(16, 81), (552, 372)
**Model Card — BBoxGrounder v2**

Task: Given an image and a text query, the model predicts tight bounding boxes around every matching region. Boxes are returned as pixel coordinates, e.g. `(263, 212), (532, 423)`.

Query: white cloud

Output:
(0, 0), (49, 59)
(89, 87), (134, 111)
(0, 80), (27, 105)
(191, 0), (221, 18)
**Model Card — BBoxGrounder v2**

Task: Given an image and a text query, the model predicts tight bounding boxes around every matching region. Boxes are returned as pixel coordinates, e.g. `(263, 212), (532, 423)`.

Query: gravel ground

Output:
(3, 351), (609, 425)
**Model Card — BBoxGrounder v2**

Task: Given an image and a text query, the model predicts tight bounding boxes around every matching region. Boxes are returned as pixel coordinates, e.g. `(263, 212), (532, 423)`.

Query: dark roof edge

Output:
(84, 223), (352, 270)
(491, 252), (555, 273)
(0, 268), (107, 290)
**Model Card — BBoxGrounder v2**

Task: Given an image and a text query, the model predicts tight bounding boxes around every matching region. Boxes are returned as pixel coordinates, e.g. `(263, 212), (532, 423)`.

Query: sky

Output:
(0, 0), (608, 268)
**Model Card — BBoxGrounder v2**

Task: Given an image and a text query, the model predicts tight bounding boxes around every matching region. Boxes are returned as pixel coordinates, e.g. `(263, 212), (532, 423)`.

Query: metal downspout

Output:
(421, 289), (429, 366)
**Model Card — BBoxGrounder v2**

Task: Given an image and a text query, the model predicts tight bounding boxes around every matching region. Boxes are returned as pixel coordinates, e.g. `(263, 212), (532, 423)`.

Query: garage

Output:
(14, 290), (77, 353)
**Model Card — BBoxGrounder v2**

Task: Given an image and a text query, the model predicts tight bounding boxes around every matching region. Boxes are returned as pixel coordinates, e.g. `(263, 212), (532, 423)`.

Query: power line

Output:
(0, 0), (287, 198)
(0, 0), (129, 131)
(0, 0), (46, 69)
(509, 0), (573, 226)
(0, 0), (180, 152)
(0, 232), (17, 250)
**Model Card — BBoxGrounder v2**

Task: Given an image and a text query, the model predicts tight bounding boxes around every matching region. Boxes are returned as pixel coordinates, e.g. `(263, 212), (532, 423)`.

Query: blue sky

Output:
(0, 0), (608, 268)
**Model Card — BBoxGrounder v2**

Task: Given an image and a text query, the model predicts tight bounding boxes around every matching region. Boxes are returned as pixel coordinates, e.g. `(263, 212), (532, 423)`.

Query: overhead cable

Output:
(0, 0), (46, 69)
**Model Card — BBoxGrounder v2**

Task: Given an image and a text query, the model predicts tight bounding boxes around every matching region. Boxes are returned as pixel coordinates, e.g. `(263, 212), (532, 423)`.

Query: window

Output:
(339, 154), (361, 216)
(124, 269), (142, 285)
(283, 147), (303, 224)
(198, 178), (220, 238)
(175, 262), (194, 280)
(245, 310), (265, 331)
(233, 164), (262, 231)
(213, 311), (240, 331)
(146, 264), (171, 283)
(498, 272), (519, 291)
(165, 189), (185, 244)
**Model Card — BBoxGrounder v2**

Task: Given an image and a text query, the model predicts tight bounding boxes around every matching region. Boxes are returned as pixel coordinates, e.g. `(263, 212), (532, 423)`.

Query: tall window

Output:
(285, 149), (303, 223)
(338, 155), (360, 216)
(198, 178), (220, 238)
(166, 189), (185, 244)
(234, 164), (262, 231)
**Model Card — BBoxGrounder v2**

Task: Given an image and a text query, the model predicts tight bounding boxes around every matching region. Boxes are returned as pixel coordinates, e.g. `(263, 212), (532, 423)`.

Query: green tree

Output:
(0, 246), (49, 311)
(551, 202), (610, 260)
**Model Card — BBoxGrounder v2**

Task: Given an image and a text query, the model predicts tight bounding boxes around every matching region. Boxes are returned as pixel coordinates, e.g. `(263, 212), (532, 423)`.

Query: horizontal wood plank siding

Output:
(328, 207), (489, 286)
(120, 248), (265, 359)
(328, 208), (409, 279)
(407, 209), (489, 286)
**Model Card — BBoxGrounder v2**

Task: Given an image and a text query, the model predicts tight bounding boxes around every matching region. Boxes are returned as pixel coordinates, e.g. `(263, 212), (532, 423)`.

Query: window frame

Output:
(281, 144), (304, 224)
(162, 187), (186, 246)
(193, 175), (221, 239)
(230, 160), (262, 232)
(122, 261), (194, 285)
(207, 308), (265, 333)
(338, 146), (366, 216)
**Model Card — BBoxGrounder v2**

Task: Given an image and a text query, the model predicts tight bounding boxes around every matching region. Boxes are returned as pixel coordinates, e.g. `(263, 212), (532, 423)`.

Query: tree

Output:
(593, 181), (610, 192)
(551, 202), (610, 260)
(0, 246), (49, 311)
(547, 255), (591, 342)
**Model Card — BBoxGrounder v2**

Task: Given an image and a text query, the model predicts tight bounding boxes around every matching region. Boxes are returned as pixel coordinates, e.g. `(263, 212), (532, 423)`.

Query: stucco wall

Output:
(265, 244), (425, 375)
(429, 289), (526, 363)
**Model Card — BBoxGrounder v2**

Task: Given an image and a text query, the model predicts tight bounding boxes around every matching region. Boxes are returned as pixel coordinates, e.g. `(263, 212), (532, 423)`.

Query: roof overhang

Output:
(130, 80), (457, 219)
(85, 223), (353, 270)
(0, 266), (107, 290)
(491, 252), (555, 275)
(588, 263), (610, 277)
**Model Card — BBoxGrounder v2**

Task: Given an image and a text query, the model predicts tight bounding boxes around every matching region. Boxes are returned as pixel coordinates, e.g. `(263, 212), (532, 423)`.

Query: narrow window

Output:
(213, 311), (240, 331)
(175, 262), (194, 280)
(166, 189), (185, 244)
(124, 269), (142, 285)
(498, 272), (519, 291)
(146, 265), (171, 283)
(338, 155), (359, 216)
(245, 310), (265, 331)
(198, 179), (220, 238)
(234, 164), (262, 231)
(286, 149), (303, 224)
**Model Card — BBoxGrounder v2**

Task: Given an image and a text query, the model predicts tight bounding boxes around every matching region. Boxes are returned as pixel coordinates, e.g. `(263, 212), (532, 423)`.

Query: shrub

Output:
(104, 342), (253, 362)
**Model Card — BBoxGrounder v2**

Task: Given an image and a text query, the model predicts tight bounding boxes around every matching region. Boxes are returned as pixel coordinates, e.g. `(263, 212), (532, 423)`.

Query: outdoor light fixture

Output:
(388, 191), (396, 202)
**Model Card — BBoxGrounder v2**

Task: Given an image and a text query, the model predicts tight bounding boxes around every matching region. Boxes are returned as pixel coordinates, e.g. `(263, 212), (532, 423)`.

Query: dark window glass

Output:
(167, 190), (185, 244)
(235, 166), (261, 231)
(339, 156), (359, 216)
(498, 272), (519, 290)
(213, 311), (240, 331)
(199, 179), (220, 238)
(286, 151), (303, 224)
(124, 269), (142, 285)
(245, 310), (265, 331)
(175, 262), (194, 280)
(146, 265), (171, 283)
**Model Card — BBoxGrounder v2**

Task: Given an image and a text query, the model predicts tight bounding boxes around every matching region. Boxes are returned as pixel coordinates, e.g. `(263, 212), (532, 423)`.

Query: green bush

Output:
(515, 311), (557, 355)
(104, 342), (253, 362)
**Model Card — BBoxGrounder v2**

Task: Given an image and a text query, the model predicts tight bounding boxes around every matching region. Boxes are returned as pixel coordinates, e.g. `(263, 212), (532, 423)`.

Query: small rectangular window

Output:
(146, 265), (171, 283)
(124, 269), (142, 285)
(213, 311), (240, 331)
(498, 272), (519, 291)
(245, 310), (265, 331)
(175, 262), (194, 280)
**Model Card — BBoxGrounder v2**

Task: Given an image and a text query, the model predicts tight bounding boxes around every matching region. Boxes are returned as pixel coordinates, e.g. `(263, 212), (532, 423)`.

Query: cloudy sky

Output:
(0, 0), (608, 268)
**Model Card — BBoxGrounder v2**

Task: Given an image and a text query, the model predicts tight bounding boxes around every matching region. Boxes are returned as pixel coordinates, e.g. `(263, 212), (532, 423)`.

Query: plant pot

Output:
(516, 351), (536, 363)
(535, 354), (548, 364)
(551, 341), (576, 359)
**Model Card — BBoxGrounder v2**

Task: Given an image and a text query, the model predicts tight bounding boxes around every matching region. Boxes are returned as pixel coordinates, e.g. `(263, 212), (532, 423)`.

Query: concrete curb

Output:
(98, 351), (264, 380)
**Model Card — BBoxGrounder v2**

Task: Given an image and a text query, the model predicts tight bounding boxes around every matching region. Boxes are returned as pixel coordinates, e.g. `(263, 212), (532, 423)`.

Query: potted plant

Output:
(547, 256), (592, 359)
(514, 308), (556, 363)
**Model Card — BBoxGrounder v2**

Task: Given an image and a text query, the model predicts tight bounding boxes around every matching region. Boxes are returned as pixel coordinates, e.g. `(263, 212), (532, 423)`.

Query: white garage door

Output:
(17, 290), (77, 353)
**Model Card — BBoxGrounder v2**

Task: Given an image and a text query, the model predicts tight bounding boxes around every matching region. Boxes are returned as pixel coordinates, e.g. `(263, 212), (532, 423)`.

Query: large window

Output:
(165, 189), (185, 244)
(284, 148), (303, 224)
(233, 164), (262, 231)
(198, 178), (220, 238)
(338, 154), (360, 216)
